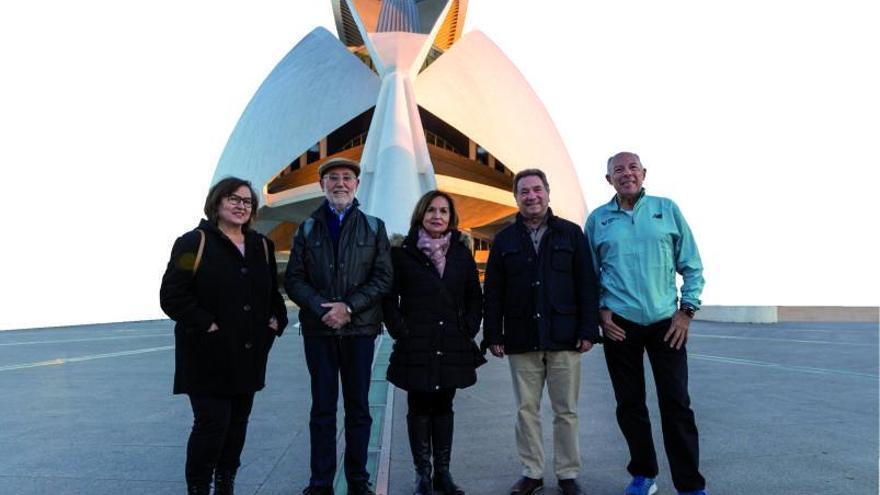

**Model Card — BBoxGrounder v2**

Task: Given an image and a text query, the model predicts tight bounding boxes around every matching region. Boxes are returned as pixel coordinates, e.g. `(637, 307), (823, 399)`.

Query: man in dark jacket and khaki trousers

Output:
(285, 158), (393, 495)
(483, 169), (600, 495)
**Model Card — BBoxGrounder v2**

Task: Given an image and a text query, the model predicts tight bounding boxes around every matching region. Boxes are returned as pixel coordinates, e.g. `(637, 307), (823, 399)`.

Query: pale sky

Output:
(1, 1), (877, 330)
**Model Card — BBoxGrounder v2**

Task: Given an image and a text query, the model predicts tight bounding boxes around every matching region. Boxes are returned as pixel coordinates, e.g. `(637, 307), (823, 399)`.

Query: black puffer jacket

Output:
(383, 229), (486, 392)
(483, 210), (600, 354)
(160, 219), (289, 395)
(285, 200), (393, 336)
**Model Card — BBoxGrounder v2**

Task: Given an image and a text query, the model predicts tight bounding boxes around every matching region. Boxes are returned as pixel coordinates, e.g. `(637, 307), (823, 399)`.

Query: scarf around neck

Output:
(416, 228), (452, 277)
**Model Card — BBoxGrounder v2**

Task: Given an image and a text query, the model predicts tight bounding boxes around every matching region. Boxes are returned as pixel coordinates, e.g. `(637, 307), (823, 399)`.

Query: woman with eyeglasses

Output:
(383, 190), (486, 495)
(160, 177), (288, 495)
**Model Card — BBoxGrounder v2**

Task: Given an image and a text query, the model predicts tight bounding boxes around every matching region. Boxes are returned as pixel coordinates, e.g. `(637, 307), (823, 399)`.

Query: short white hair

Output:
(606, 152), (642, 173)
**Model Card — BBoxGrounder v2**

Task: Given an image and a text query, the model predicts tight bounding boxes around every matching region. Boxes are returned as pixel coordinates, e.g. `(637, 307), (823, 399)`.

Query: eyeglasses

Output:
(324, 173), (357, 183)
(226, 194), (254, 208)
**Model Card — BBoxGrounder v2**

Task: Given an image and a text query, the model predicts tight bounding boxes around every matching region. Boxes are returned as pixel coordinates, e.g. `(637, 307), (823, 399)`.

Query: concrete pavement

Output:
(0, 318), (876, 494)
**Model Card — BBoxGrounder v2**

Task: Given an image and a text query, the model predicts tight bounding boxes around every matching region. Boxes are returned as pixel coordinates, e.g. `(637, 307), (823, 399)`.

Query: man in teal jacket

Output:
(585, 152), (708, 495)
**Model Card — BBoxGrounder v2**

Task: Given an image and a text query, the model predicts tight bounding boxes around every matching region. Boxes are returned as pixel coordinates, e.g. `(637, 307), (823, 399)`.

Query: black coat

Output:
(285, 200), (393, 337)
(160, 220), (289, 395)
(482, 210), (600, 354)
(383, 230), (486, 392)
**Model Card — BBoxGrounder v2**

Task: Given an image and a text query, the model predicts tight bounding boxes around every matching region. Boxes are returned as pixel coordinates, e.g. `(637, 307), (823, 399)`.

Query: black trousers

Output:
(407, 389), (456, 416)
(303, 335), (376, 487)
(186, 393), (255, 485)
(603, 314), (705, 492)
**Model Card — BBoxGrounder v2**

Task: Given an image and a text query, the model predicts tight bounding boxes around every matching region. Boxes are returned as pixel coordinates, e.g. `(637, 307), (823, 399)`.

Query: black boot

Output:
(432, 413), (464, 495)
(407, 414), (433, 495)
(213, 468), (236, 495)
(187, 481), (210, 495)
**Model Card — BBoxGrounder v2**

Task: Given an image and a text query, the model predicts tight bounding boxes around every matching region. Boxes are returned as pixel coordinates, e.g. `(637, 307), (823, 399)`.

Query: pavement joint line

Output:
(690, 352), (879, 379)
(0, 334), (170, 347)
(0, 345), (175, 372)
(689, 334), (865, 346)
(374, 382), (395, 495)
(255, 429), (299, 494)
(0, 475), (183, 483)
(333, 333), (389, 492)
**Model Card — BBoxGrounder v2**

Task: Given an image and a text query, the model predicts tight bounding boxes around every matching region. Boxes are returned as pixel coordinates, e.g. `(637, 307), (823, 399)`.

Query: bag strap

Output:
(192, 229), (269, 273)
(193, 229), (206, 275)
(364, 214), (378, 235)
(302, 217), (315, 238)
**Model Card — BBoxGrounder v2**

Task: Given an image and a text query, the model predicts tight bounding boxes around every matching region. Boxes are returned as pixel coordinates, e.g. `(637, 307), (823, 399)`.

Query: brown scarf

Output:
(416, 228), (452, 277)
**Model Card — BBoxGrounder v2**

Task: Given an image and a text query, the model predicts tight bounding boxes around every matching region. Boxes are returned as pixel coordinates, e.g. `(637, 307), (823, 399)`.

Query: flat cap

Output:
(318, 157), (361, 178)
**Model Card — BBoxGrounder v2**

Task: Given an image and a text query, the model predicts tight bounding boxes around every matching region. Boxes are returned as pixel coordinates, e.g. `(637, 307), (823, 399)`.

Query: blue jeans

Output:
(303, 335), (376, 486)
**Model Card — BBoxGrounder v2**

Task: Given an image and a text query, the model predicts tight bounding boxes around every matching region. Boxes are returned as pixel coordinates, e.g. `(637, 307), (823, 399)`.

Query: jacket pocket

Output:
(195, 329), (227, 376)
(356, 236), (377, 264)
(502, 249), (524, 275)
(551, 244), (574, 272)
(549, 302), (577, 343)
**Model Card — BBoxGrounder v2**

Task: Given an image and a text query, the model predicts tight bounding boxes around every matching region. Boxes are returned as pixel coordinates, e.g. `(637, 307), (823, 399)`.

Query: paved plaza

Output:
(0, 317), (876, 494)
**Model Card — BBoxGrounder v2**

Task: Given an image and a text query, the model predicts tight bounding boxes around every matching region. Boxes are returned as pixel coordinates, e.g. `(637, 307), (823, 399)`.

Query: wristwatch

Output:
(680, 304), (697, 318)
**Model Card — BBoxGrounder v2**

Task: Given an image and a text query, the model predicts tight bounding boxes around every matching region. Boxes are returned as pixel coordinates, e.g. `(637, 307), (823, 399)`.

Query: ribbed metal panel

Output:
(340, 0), (365, 46)
(377, 0), (421, 33)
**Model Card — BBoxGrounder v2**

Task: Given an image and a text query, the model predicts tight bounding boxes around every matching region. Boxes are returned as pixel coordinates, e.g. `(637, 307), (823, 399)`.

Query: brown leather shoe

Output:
(510, 476), (544, 495)
(557, 479), (584, 495)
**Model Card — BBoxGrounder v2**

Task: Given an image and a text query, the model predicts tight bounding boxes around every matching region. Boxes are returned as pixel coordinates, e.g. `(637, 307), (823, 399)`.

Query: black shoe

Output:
(348, 481), (375, 495)
(510, 476), (544, 495)
(432, 413), (464, 495)
(303, 485), (334, 495)
(407, 414), (433, 495)
(557, 479), (584, 495)
(213, 468), (236, 495)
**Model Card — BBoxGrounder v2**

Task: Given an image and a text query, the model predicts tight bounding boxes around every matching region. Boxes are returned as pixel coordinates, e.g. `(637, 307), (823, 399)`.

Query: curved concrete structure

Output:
(332, 0), (467, 48)
(415, 30), (587, 224)
(212, 0), (587, 244)
(212, 27), (380, 204)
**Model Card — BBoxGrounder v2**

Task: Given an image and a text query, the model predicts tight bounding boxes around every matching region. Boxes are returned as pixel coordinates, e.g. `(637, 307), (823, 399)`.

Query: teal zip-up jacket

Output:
(584, 190), (704, 326)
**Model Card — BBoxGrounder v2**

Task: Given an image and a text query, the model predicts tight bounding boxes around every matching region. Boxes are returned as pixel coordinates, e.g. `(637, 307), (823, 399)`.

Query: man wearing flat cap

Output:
(285, 158), (393, 495)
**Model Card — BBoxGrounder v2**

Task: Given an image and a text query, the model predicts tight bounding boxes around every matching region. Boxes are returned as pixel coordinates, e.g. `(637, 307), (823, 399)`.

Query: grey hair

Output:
(512, 168), (550, 195)
(607, 152), (642, 173)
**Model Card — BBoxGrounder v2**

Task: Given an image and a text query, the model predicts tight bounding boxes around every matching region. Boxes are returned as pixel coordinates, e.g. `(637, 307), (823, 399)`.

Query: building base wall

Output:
(696, 306), (879, 324)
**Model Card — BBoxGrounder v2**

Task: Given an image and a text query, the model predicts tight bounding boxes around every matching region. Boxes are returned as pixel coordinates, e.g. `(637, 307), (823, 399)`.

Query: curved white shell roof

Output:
(212, 27), (380, 192)
(415, 30), (587, 225)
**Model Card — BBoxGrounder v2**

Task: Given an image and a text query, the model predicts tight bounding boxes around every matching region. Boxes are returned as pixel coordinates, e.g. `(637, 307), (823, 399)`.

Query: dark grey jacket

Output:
(285, 200), (393, 336)
(482, 209), (600, 354)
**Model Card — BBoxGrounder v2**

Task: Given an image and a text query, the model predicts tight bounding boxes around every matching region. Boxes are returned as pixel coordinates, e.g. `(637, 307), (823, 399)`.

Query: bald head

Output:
(607, 152), (642, 174)
(605, 151), (646, 208)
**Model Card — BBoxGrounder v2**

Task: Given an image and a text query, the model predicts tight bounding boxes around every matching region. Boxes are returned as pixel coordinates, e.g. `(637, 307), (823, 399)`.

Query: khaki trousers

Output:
(508, 350), (582, 480)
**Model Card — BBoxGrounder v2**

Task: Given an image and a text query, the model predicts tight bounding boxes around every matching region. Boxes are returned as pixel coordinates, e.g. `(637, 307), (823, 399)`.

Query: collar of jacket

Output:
(514, 207), (557, 232)
(197, 218), (257, 239)
(607, 188), (647, 212)
(311, 197), (361, 223)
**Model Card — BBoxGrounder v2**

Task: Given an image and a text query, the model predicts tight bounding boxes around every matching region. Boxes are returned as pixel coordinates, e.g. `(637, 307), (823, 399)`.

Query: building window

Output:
(306, 143), (320, 163)
(476, 146), (489, 166)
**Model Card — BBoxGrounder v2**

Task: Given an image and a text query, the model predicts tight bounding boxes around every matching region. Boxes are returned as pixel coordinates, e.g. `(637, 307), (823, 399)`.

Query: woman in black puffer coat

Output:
(383, 190), (486, 495)
(160, 177), (288, 495)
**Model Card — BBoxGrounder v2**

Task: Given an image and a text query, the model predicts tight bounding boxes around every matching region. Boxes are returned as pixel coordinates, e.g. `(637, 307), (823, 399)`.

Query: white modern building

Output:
(211, 0), (587, 264)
